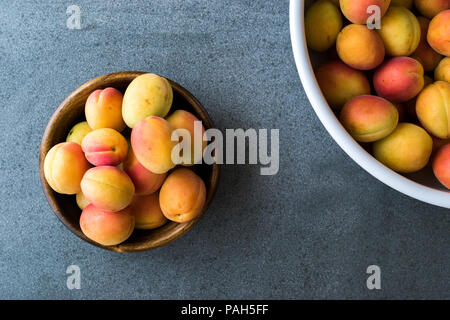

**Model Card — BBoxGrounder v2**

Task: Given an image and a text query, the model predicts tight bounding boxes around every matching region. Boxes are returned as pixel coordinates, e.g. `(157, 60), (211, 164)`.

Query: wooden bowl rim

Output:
(39, 71), (221, 252)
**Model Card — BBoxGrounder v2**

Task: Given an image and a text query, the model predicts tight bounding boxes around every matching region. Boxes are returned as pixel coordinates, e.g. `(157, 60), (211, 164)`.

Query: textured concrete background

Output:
(0, 0), (449, 299)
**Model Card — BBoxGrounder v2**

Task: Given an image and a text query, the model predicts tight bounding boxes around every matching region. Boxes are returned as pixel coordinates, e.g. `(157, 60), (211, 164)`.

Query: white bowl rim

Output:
(289, 0), (450, 209)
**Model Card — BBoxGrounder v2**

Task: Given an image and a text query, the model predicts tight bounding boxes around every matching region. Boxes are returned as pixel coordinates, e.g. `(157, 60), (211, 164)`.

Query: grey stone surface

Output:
(0, 0), (449, 300)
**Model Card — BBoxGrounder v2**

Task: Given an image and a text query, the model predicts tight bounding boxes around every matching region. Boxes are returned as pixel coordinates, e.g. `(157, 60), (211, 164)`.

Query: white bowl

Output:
(289, 0), (450, 208)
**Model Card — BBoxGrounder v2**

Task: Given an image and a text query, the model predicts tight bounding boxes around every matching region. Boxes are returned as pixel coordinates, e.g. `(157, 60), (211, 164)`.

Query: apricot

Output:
(373, 57), (424, 102)
(80, 204), (135, 246)
(44, 142), (90, 195)
(315, 61), (371, 110)
(435, 57), (450, 83)
(340, 95), (399, 142)
(376, 6), (420, 56)
(391, 0), (413, 8)
(167, 110), (207, 165)
(123, 147), (167, 195)
(85, 87), (126, 132)
(432, 144), (450, 188)
(130, 193), (167, 230)
(340, 0), (391, 24)
(66, 121), (92, 145)
(81, 128), (128, 166)
(337, 24), (385, 70)
(414, 0), (450, 19)
(373, 123), (433, 173)
(305, 0), (343, 52)
(76, 192), (90, 210)
(81, 166), (135, 212)
(122, 74), (173, 128)
(159, 168), (206, 223)
(411, 17), (443, 72)
(428, 10), (450, 56)
(131, 116), (177, 174)
(416, 81), (450, 139)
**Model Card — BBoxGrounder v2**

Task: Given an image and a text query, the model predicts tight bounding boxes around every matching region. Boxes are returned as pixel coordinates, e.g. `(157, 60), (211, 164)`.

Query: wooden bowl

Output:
(39, 71), (221, 252)
(291, 0), (450, 208)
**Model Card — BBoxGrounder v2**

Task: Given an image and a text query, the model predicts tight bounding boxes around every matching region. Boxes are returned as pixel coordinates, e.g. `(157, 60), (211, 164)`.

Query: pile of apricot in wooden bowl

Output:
(41, 73), (218, 250)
